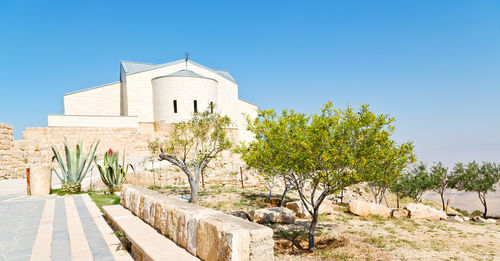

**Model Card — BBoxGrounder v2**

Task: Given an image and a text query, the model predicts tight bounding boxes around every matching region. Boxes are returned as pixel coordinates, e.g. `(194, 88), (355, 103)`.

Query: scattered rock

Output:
(286, 199), (340, 218)
(447, 215), (464, 222)
(405, 203), (447, 221)
(232, 210), (250, 220)
(391, 208), (408, 219)
(486, 218), (497, 224)
(470, 216), (496, 223)
(248, 207), (296, 224)
(445, 207), (462, 216)
(472, 216), (484, 222)
(285, 201), (310, 218)
(349, 200), (391, 218)
(462, 216), (470, 222)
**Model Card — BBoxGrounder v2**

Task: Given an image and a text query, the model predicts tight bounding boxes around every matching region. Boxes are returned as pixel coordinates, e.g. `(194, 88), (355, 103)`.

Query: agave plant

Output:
(96, 148), (134, 194)
(51, 139), (99, 193)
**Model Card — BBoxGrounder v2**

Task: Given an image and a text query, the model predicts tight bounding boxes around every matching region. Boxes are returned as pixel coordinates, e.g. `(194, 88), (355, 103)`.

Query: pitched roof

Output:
(153, 69), (217, 82)
(121, 60), (237, 83)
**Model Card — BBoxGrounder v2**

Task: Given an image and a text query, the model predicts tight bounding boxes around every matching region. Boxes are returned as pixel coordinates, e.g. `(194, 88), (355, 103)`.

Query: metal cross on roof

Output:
(184, 53), (189, 69)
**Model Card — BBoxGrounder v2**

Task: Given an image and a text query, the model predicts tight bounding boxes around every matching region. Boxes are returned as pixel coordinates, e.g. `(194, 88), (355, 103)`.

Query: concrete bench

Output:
(103, 204), (200, 261)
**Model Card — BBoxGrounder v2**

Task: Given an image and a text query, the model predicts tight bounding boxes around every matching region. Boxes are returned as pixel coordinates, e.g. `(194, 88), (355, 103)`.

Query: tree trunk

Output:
(440, 193), (445, 211)
(479, 192), (487, 218)
(280, 186), (290, 207)
(201, 170), (205, 189)
(308, 210), (318, 251)
(340, 189), (344, 203)
(189, 179), (199, 204)
(396, 194), (400, 208)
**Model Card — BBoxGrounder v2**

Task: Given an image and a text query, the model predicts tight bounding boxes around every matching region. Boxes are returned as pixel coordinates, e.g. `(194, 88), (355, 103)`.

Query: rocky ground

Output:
(156, 183), (500, 261)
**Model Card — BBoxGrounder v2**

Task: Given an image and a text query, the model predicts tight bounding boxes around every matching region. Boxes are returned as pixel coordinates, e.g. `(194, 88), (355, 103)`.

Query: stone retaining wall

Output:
(0, 123), (25, 178)
(120, 185), (274, 261)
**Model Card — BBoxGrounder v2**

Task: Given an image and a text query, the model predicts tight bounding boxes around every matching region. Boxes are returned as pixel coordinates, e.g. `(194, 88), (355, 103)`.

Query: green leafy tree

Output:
(236, 109), (295, 207)
(158, 110), (232, 204)
(241, 102), (409, 250)
(401, 162), (434, 203)
(428, 162), (454, 211)
(452, 161), (500, 218)
(389, 174), (407, 208)
(364, 141), (416, 205)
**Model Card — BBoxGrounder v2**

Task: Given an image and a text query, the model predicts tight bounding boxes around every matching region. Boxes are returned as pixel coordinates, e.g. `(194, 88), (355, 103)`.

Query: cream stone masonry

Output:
(53, 59), (258, 142)
(119, 185), (274, 261)
(0, 123), (25, 179)
(48, 115), (138, 128)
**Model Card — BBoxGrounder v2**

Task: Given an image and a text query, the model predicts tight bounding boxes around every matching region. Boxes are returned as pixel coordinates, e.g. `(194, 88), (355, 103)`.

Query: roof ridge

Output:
(121, 60), (158, 65)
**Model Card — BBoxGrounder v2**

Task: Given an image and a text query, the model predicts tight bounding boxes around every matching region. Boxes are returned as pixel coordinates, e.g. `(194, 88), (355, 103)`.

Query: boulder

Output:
(471, 216), (495, 223)
(286, 199), (340, 218)
(462, 216), (470, 222)
(248, 207), (296, 224)
(349, 200), (391, 218)
(447, 215), (464, 223)
(405, 203), (447, 221)
(232, 210), (250, 220)
(391, 208), (408, 219)
(285, 201), (309, 218)
(485, 218), (497, 224)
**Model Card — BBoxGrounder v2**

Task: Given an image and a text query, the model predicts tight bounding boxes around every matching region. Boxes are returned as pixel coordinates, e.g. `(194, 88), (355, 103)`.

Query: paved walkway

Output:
(0, 179), (132, 261)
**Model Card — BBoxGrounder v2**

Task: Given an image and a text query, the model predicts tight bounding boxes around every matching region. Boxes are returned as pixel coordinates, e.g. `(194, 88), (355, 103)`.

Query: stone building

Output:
(1, 59), (258, 180)
(48, 59), (258, 143)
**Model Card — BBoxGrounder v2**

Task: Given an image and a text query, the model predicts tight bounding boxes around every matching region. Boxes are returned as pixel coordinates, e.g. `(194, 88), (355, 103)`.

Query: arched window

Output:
(210, 102), (214, 114)
(173, 100), (177, 113)
(193, 100), (198, 113)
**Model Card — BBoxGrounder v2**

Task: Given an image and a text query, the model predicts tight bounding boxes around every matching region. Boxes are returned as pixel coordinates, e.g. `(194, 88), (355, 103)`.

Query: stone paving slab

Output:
(0, 179), (132, 261)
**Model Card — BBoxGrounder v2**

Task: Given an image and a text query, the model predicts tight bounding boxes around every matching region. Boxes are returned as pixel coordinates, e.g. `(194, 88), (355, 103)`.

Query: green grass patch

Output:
(50, 188), (86, 196)
(89, 192), (120, 213)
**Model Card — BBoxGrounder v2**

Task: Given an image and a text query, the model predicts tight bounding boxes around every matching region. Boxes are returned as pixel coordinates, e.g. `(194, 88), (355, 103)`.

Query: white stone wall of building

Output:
(124, 61), (240, 124)
(236, 99), (258, 143)
(48, 115), (138, 128)
(64, 82), (121, 116)
(152, 76), (218, 123)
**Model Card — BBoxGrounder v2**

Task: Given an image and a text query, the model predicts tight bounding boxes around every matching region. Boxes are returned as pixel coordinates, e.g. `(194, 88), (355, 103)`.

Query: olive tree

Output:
(402, 162), (433, 203)
(364, 142), (416, 205)
(429, 162), (454, 211)
(240, 102), (409, 250)
(158, 110), (232, 204)
(452, 161), (500, 218)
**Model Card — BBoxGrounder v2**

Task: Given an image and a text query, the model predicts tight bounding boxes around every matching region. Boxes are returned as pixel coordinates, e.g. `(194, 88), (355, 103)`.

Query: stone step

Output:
(103, 204), (200, 261)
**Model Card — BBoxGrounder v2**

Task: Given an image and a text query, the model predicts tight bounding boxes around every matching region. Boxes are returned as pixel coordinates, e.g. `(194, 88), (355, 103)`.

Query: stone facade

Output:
(121, 185), (274, 261)
(0, 123), (25, 179)
(50, 59), (258, 144)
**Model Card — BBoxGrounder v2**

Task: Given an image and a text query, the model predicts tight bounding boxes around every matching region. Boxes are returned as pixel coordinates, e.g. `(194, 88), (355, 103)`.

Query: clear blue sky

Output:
(1, 1), (499, 166)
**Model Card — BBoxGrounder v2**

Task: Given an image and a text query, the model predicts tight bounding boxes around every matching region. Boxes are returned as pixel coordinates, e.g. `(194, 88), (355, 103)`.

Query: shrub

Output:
(51, 139), (99, 193)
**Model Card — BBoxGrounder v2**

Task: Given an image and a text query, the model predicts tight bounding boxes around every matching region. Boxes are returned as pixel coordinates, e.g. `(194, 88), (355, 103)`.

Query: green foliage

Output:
(158, 109), (232, 204)
(428, 161), (454, 210)
(95, 149), (134, 194)
(240, 101), (411, 250)
(390, 162), (433, 203)
(452, 161), (500, 218)
(89, 192), (121, 213)
(364, 139), (415, 204)
(51, 139), (99, 193)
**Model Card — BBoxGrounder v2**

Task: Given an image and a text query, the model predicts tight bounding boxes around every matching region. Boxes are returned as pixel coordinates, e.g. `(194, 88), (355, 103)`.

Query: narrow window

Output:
(173, 100), (177, 113)
(193, 100), (198, 113)
(210, 102), (214, 114)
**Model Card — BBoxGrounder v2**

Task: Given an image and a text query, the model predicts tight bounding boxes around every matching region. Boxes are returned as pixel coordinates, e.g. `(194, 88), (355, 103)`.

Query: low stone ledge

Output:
(121, 185), (274, 261)
(103, 204), (200, 261)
